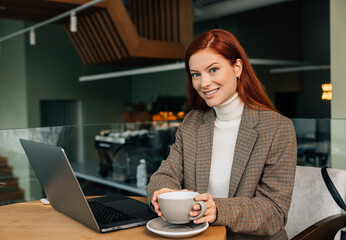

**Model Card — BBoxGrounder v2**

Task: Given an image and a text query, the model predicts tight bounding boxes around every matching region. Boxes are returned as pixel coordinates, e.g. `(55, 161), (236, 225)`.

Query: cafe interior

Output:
(0, 0), (345, 239)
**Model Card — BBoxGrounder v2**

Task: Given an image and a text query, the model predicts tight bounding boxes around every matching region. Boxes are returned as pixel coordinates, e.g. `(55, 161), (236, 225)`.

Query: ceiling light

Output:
(270, 65), (330, 74)
(79, 62), (185, 82)
(70, 12), (77, 32)
(29, 29), (36, 46)
(0, 0), (105, 44)
(321, 91), (332, 101)
(321, 83), (332, 100)
(322, 83), (332, 92)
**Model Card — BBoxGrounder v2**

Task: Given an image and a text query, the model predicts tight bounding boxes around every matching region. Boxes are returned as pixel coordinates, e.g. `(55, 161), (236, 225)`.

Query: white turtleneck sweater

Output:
(207, 93), (244, 198)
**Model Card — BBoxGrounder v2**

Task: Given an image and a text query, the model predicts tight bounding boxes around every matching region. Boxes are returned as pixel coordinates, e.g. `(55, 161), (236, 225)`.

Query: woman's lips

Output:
(204, 88), (219, 98)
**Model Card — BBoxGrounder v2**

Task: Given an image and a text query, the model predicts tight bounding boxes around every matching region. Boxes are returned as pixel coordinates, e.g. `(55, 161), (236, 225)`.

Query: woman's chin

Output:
(202, 95), (222, 107)
(205, 101), (219, 108)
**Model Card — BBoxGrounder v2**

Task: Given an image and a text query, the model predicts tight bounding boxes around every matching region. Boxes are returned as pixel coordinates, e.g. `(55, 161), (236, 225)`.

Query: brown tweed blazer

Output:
(146, 105), (297, 240)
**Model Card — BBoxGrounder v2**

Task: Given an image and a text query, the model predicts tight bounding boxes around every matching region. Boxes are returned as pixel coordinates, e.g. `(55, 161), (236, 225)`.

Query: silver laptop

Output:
(19, 138), (156, 233)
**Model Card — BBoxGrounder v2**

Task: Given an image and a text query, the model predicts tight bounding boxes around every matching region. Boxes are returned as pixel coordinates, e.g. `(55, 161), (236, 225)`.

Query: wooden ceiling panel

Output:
(99, 10), (129, 59)
(84, 15), (111, 62)
(0, 0), (193, 66)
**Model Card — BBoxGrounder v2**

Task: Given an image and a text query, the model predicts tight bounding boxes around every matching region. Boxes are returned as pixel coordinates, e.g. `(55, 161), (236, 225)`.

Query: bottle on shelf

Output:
(136, 159), (147, 188)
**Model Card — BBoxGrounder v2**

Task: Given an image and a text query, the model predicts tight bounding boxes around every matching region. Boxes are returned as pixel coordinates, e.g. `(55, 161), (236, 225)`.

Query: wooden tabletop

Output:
(0, 196), (226, 240)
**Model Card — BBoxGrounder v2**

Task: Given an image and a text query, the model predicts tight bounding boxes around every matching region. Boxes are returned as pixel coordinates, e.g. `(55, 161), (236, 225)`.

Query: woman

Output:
(146, 29), (297, 240)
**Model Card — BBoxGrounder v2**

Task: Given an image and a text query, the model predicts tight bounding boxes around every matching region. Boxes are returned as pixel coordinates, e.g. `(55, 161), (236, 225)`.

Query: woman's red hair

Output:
(185, 29), (275, 112)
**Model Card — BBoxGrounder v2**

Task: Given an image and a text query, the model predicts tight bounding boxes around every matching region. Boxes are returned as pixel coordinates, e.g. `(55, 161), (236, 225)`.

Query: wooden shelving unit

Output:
(0, 156), (25, 205)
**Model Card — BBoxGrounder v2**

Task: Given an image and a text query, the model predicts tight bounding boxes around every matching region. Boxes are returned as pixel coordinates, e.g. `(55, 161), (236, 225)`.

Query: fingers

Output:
(151, 188), (176, 219)
(191, 193), (217, 224)
(192, 207), (217, 224)
(193, 214), (215, 224)
(194, 192), (211, 201)
(193, 203), (201, 211)
(181, 189), (193, 192)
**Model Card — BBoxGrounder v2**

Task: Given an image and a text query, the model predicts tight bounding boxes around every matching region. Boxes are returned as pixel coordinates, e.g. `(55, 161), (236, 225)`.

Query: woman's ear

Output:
(234, 59), (243, 77)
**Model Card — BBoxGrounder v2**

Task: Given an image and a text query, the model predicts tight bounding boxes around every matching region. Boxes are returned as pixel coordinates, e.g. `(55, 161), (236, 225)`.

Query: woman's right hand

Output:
(151, 188), (178, 220)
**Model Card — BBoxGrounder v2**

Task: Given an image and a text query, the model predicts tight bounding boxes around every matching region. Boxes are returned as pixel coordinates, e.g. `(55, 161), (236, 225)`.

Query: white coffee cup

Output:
(158, 191), (207, 224)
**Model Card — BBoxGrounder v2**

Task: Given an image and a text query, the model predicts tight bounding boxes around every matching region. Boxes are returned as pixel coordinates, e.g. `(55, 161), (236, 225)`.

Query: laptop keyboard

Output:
(88, 200), (136, 225)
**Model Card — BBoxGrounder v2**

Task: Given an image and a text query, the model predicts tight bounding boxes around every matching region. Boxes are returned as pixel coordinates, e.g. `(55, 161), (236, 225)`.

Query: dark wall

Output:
(194, 0), (330, 118)
(295, 0), (330, 118)
(24, 23), (132, 127)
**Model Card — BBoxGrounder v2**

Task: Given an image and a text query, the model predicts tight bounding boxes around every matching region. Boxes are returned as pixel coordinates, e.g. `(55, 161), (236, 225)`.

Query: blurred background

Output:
(1, 0), (345, 205)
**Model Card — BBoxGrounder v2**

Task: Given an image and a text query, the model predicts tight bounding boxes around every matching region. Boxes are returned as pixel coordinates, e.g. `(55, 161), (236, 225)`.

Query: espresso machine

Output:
(95, 129), (151, 181)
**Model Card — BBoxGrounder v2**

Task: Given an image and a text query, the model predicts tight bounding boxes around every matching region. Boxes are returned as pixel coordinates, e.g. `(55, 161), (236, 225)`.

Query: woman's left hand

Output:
(190, 193), (217, 224)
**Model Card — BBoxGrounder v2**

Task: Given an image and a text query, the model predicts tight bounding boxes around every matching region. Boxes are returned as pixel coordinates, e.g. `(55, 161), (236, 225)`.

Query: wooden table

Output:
(0, 197), (226, 240)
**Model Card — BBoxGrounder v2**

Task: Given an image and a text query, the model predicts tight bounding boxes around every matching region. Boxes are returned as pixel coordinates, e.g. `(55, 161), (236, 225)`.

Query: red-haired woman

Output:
(147, 29), (297, 240)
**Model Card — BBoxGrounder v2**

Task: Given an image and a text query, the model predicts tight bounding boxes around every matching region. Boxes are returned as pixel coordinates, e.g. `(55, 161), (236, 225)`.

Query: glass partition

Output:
(0, 121), (180, 204)
(293, 118), (331, 167)
(0, 119), (345, 205)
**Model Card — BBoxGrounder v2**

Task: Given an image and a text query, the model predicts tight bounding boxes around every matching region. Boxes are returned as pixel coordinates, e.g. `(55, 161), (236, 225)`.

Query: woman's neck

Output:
(213, 93), (244, 122)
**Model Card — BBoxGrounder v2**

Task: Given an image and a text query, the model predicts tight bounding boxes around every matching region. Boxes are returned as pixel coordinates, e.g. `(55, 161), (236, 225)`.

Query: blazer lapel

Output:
(196, 109), (215, 194)
(228, 106), (259, 197)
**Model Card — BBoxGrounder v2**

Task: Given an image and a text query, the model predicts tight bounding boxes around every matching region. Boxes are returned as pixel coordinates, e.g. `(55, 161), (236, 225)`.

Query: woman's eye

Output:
(210, 68), (218, 73)
(191, 73), (200, 78)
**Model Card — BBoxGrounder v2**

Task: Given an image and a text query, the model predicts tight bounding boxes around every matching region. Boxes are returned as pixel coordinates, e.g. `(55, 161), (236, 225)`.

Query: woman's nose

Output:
(200, 75), (212, 88)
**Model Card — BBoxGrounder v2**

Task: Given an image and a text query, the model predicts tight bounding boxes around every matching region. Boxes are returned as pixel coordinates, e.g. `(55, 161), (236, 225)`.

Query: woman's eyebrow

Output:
(205, 62), (219, 70)
(190, 62), (220, 72)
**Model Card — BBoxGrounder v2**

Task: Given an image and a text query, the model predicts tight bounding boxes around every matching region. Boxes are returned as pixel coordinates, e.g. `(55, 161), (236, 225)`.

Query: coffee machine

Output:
(95, 129), (151, 181)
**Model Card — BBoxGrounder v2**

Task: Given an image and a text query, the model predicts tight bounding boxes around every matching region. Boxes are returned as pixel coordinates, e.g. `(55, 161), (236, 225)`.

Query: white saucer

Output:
(146, 217), (209, 238)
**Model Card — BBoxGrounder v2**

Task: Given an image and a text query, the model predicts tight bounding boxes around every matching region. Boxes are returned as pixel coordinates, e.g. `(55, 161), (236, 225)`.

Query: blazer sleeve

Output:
(146, 119), (186, 205)
(213, 118), (297, 236)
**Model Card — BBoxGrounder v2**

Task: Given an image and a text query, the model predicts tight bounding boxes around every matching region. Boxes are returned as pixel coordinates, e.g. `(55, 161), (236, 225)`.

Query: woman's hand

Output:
(190, 193), (217, 224)
(151, 188), (176, 220)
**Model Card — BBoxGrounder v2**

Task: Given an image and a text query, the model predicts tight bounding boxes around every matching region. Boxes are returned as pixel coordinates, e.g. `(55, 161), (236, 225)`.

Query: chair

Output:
(285, 166), (346, 240)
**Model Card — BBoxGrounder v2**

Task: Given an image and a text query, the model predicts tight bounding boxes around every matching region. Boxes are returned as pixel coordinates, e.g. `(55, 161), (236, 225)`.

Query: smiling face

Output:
(189, 49), (243, 108)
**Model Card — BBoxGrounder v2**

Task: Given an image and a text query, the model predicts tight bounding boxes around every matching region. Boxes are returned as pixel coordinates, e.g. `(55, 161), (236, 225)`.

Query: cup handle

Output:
(189, 201), (206, 220)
